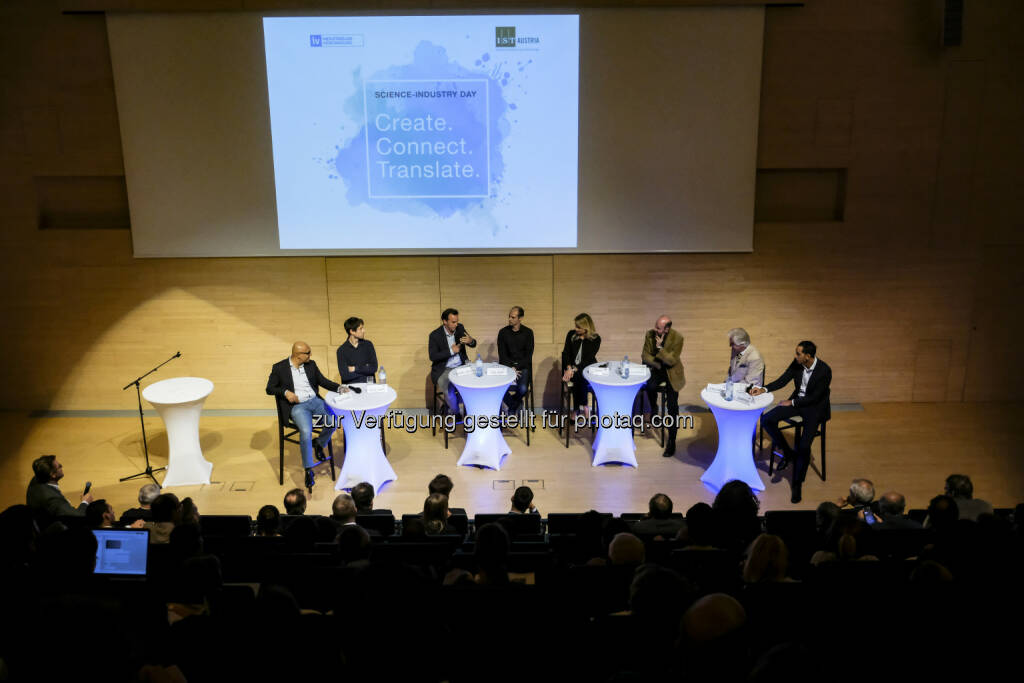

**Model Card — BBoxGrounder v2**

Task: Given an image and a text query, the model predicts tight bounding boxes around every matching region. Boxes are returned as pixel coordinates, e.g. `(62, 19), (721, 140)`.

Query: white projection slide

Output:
(263, 15), (580, 250)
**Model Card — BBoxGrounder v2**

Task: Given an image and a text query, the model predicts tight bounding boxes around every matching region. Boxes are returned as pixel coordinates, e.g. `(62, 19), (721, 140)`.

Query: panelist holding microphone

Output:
(750, 341), (831, 504)
(267, 341), (349, 492)
(429, 308), (476, 414)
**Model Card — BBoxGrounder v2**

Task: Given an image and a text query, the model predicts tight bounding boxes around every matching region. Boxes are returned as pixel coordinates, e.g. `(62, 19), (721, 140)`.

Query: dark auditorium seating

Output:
(199, 514), (253, 537)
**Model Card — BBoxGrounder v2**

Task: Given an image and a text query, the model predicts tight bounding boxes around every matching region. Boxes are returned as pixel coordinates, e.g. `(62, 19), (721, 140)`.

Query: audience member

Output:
(924, 494), (960, 532)
(256, 505), (281, 537)
(874, 492), (922, 530)
(474, 523), (511, 585)
(337, 525), (372, 565)
(119, 483), (160, 524)
(283, 515), (317, 551)
(815, 501), (841, 539)
(679, 502), (718, 549)
(145, 493), (180, 544)
(836, 478), (875, 512)
(679, 593), (749, 681)
(423, 493), (456, 535)
(428, 473), (466, 515)
(25, 455), (93, 528)
(283, 488), (307, 515)
(944, 474), (994, 521)
(331, 493), (358, 527)
(85, 499), (115, 529)
(609, 532), (646, 566)
(743, 534), (790, 583)
(632, 493), (685, 538)
(351, 482), (376, 513)
(179, 497), (200, 527)
(713, 480), (762, 551)
(509, 485), (538, 514)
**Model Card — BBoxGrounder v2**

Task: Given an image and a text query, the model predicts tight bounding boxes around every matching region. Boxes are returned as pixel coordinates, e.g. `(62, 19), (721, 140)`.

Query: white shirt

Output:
(796, 358), (817, 404)
(445, 329), (463, 369)
(289, 361), (316, 402)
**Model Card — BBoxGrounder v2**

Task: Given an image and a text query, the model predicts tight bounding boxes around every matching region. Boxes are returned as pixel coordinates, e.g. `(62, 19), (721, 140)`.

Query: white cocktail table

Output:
(583, 362), (650, 467)
(142, 377), (214, 486)
(326, 385), (398, 492)
(700, 383), (773, 492)
(449, 363), (515, 470)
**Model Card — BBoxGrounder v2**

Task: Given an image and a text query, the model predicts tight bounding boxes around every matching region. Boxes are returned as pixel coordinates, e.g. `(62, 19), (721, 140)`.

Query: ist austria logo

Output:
(310, 34), (322, 47)
(496, 27), (516, 48)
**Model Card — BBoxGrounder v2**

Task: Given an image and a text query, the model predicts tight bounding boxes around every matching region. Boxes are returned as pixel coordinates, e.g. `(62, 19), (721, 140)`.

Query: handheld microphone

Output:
(175, 351), (182, 358)
(83, 481), (92, 496)
(349, 385), (362, 394)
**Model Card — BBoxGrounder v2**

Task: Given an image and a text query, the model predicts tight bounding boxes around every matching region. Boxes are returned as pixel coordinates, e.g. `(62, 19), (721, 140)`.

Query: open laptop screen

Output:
(92, 528), (149, 576)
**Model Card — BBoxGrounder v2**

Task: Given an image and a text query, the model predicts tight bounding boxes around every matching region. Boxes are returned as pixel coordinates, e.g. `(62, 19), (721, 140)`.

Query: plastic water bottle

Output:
(622, 355), (630, 379)
(378, 366), (386, 385)
(475, 354), (484, 377)
(725, 379), (734, 401)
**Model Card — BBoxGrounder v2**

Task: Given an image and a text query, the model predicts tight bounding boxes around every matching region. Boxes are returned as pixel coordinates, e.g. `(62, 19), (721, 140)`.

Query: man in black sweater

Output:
(497, 306), (534, 414)
(337, 316), (379, 384)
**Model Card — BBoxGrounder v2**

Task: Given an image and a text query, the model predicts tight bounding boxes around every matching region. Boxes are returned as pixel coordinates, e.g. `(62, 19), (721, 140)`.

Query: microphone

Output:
(175, 351), (182, 358)
(83, 481), (92, 496)
(349, 385), (362, 394)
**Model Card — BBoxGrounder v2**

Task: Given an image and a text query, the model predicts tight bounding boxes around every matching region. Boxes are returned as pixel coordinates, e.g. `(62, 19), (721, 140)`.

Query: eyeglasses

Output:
(297, 350), (311, 356)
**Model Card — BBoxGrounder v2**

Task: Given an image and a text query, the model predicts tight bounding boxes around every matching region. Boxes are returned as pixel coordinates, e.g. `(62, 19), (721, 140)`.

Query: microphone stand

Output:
(120, 352), (181, 486)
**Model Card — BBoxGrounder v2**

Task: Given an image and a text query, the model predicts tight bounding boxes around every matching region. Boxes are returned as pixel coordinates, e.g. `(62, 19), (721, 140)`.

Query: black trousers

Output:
(645, 368), (679, 439)
(761, 404), (822, 484)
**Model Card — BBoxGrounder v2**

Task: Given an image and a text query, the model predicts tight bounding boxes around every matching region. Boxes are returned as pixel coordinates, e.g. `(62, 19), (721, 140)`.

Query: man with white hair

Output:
(119, 483), (160, 524)
(726, 327), (764, 385)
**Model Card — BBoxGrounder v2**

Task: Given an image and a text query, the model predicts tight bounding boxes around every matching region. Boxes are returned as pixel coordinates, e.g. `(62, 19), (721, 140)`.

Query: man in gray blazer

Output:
(26, 454), (93, 528)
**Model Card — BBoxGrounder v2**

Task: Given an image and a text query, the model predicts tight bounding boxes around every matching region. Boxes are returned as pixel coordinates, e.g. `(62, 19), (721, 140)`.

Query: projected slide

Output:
(263, 15), (579, 250)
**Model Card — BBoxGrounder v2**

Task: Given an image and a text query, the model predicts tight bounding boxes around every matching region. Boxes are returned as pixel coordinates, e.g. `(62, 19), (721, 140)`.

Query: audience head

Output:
(283, 515), (316, 551)
(283, 488), (307, 515)
(0, 505), (37, 567)
(475, 523), (511, 583)
(609, 532), (645, 565)
(423, 493), (450, 534)
(31, 454), (63, 484)
(337, 525), (371, 564)
(169, 523), (204, 560)
(428, 473), (454, 497)
(728, 327), (751, 351)
(848, 478), (875, 506)
(944, 474), (975, 499)
(332, 493), (357, 524)
(178, 497), (200, 526)
(573, 312), (596, 339)
(927, 494), (959, 531)
(402, 517), (427, 538)
(351, 482), (375, 512)
(878, 491), (907, 517)
(511, 485), (534, 513)
(629, 565), (694, 628)
(151, 493), (180, 524)
(815, 501), (841, 535)
(683, 502), (716, 547)
(36, 526), (98, 579)
(85, 499), (114, 529)
(713, 481), (761, 548)
(648, 493), (674, 519)
(256, 505), (281, 536)
(743, 534), (789, 583)
(680, 593), (747, 646)
(137, 484), (160, 508)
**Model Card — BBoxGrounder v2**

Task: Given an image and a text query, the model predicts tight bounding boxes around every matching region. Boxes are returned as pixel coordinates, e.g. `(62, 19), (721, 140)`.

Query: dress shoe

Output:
(662, 439), (676, 457)
(776, 455), (793, 471)
(304, 468), (316, 492)
(314, 442), (328, 463)
(790, 482), (802, 504)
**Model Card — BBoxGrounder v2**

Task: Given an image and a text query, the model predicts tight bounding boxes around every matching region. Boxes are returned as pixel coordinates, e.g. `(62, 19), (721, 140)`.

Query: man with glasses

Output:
(267, 341), (349, 491)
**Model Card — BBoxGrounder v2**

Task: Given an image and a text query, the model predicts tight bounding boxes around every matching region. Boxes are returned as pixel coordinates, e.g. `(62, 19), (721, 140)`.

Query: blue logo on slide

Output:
(309, 34), (322, 47)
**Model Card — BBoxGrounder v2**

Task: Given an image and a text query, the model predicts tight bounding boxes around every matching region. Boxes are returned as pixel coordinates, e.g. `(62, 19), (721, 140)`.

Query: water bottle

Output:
(725, 379), (734, 401)
(378, 366), (386, 385)
(475, 354), (484, 377)
(622, 355), (630, 379)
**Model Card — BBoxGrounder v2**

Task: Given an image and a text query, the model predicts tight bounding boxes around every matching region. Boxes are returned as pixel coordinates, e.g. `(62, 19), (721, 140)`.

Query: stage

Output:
(1, 402), (1021, 518)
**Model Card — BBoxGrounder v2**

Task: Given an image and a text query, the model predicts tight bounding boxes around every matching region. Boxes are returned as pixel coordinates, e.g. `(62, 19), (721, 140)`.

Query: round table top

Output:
(325, 385), (398, 412)
(448, 362), (515, 390)
(583, 362), (650, 387)
(701, 383), (773, 412)
(142, 377), (214, 405)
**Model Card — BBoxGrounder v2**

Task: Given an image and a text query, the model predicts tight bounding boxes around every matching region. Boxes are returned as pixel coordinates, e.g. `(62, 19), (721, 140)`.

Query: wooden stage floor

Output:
(1, 403), (1021, 518)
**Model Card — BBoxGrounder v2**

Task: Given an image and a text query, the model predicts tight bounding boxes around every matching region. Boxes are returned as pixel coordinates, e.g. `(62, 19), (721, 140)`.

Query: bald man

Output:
(266, 342), (347, 491)
(642, 316), (685, 456)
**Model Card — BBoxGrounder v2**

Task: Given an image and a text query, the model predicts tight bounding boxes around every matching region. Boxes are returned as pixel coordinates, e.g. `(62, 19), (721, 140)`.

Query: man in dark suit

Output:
(266, 341), (348, 491)
(752, 340), (832, 503)
(631, 493), (685, 538)
(428, 308), (476, 413)
(26, 454), (93, 529)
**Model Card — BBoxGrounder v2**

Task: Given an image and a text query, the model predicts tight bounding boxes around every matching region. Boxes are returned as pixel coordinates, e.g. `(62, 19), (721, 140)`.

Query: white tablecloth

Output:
(583, 362), (650, 467)
(326, 386), (398, 492)
(449, 363), (515, 470)
(700, 383), (774, 492)
(142, 377), (214, 486)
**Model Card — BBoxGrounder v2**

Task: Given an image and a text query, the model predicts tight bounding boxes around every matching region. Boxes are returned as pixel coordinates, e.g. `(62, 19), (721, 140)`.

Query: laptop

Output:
(92, 528), (149, 577)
